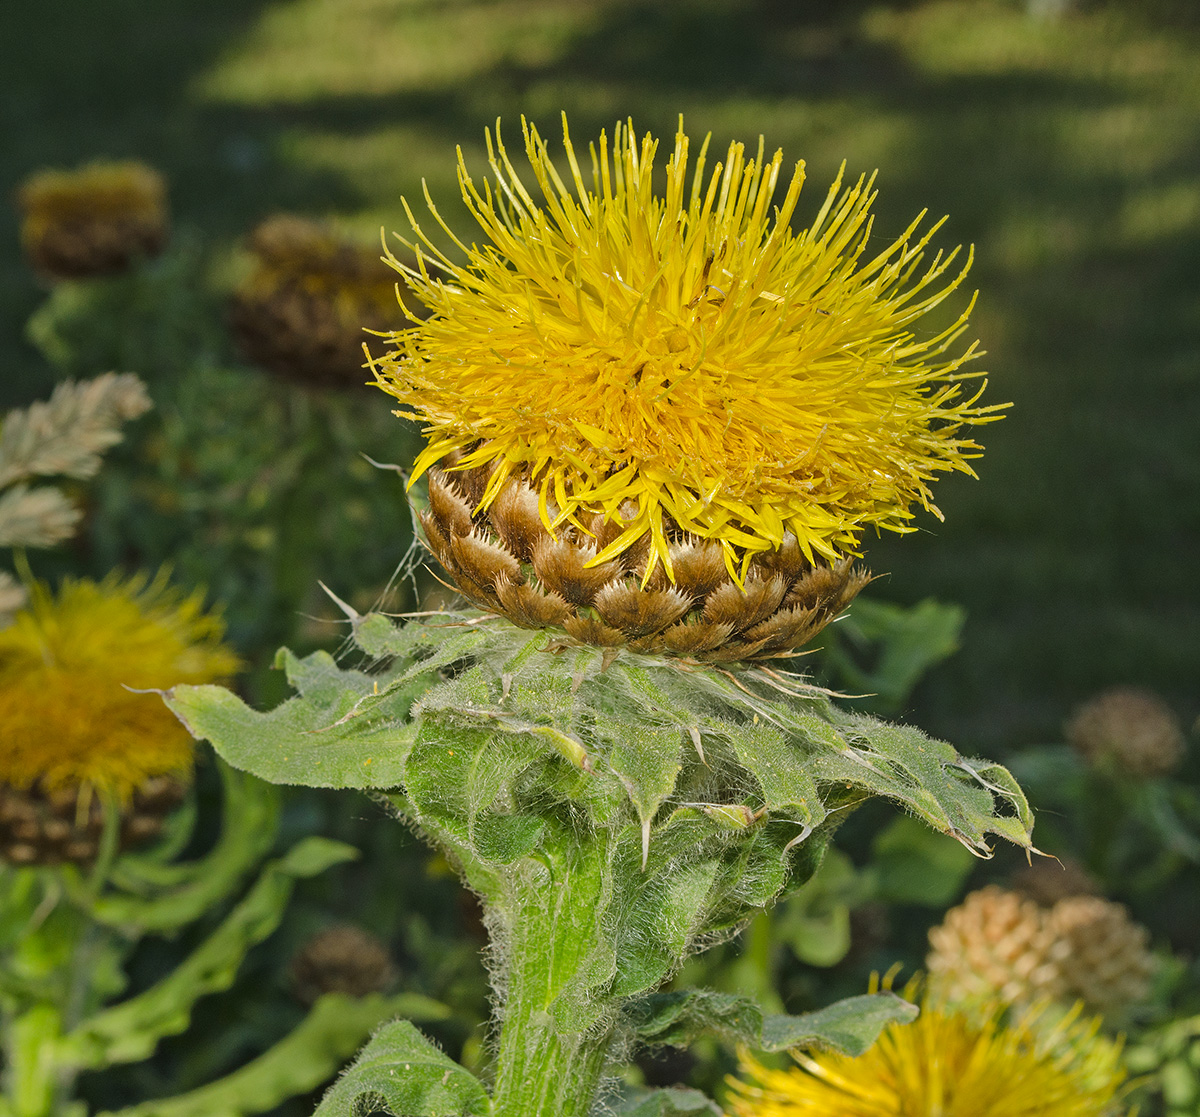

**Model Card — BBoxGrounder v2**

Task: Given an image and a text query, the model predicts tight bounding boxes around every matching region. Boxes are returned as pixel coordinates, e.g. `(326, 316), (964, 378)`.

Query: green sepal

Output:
(612, 1087), (722, 1115)
(628, 989), (918, 1056)
(311, 1019), (490, 1117)
(95, 992), (451, 1117)
(172, 613), (1033, 862)
(59, 837), (356, 1070)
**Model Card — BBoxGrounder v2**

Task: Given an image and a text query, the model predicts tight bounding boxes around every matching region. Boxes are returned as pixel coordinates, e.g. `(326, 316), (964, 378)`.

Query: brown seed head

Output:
(291, 924), (395, 1005)
(926, 885), (1069, 1008)
(1066, 686), (1187, 777)
(16, 161), (168, 280)
(229, 214), (425, 388)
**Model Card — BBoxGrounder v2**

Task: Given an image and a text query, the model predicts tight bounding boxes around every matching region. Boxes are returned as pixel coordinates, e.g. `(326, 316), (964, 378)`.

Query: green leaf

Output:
(612, 1087), (722, 1115)
(720, 719), (823, 826)
(629, 989), (916, 1056)
(89, 763), (280, 933)
(825, 597), (965, 711)
(870, 814), (976, 907)
(167, 670), (416, 790)
(311, 1020), (490, 1116)
(606, 724), (684, 843)
(95, 993), (451, 1117)
(759, 994), (918, 1054)
(61, 837), (357, 1070)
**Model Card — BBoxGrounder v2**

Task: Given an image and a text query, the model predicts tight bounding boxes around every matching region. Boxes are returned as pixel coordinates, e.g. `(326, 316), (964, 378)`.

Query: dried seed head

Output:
(229, 214), (423, 389)
(927, 886), (1070, 1007)
(1048, 896), (1156, 1017)
(928, 885), (1156, 1019)
(291, 924), (395, 1006)
(16, 161), (168, 280)
(1066, 686), (1187, 777)
(0, 776), (187, 867)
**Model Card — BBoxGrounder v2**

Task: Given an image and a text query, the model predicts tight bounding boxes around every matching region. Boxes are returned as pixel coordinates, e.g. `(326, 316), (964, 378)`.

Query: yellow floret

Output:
(0, 573), (239, 800)
(725, 994), (1131, 1117)
(372, 114), (1005, 583)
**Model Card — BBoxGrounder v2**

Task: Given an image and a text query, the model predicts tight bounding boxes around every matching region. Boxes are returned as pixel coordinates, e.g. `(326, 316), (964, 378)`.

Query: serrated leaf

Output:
(721, 720), (823, 826)
(759, 994), (918, 1054)
(61, 838), (357, 1070)
(312, 1020), (489, 1117)
(606, 723), (684, 836)
(630, 989), (915, 1056)
(166, 680), (414, 790)
(612, 1087), (722, 1115)
(95, 992), (450, 1117)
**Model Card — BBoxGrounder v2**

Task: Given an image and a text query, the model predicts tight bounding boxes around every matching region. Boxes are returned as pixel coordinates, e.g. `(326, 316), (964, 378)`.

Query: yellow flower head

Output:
(242, 214), (404, 320)
(0, 574), (239, 801)
(372, 115), (1004, 583)
(17, 161), (166, 237)
(725, 996), (1132, 1117)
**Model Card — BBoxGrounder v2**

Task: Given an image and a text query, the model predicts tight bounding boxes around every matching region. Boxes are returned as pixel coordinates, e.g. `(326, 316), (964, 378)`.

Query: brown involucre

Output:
(229, 215), (426, 390)
(0, 775), (186, 867)
(17, 162), (168, 281)
(420, 464), (870, 662)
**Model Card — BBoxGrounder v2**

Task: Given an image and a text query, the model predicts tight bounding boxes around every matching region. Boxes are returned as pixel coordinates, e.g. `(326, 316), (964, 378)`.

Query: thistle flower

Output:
(290, 924), (396, 1005)
(0, 574), (239, 864)
(229, 214), (421, 388)
(372, 116), (1003, 658)
(926, 886), (1156, 1019)
(1066, 686), (1187, 777)
(16, 160), (168, 280)
(725, 995), (1132, 1117)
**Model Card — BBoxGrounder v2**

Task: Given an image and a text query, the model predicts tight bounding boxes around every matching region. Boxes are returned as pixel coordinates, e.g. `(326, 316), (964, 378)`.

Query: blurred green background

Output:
(3, 0), (1197, 750)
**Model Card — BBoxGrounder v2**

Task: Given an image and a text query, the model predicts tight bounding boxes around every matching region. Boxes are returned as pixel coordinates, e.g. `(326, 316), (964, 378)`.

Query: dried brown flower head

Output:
(16, 161), (168, 280)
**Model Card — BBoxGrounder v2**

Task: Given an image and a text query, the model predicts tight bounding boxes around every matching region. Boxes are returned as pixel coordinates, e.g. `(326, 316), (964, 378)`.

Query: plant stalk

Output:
(487, 832), (618, 1117)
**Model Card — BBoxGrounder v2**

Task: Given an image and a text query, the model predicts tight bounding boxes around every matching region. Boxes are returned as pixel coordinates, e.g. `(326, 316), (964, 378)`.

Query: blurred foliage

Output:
(0, 761), (447, 1117)
(1007, 728), (1200, 952)
(22, 241), (422, 701)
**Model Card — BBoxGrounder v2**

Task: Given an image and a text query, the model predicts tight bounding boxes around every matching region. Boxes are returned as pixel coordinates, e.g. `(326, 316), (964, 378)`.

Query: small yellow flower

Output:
(373, 115), (1004, 584)
(0, 574), (239, 801)
(725, 996), (1132, 1117)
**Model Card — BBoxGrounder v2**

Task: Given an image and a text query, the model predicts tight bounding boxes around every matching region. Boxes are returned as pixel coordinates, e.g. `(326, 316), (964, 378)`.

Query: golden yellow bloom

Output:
(373, 115), (1003, 584)
(0, 574), (239, 800)
(725, 996), (1131, 1117)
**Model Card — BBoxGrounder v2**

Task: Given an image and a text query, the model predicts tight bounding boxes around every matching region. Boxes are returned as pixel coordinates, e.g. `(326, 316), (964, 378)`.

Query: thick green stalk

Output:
(488, 831), (617, 1117)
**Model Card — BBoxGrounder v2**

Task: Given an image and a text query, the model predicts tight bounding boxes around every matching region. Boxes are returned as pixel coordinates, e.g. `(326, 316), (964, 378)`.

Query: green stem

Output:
(4, 1005), (63, 1117)
(486, 832), (618, 1117)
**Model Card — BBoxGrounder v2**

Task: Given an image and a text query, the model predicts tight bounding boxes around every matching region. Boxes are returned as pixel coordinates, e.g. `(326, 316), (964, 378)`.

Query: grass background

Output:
(3, 0), (1198, 757)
